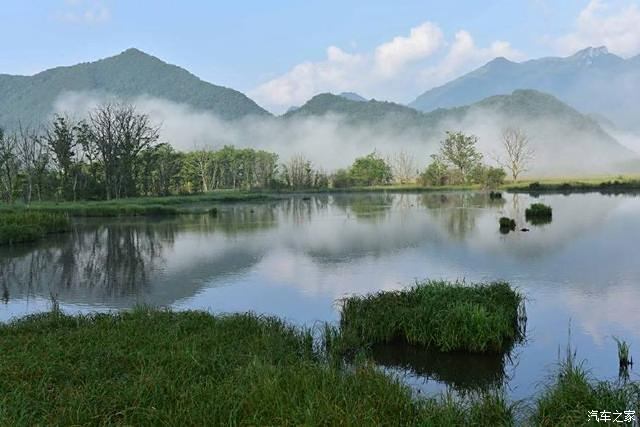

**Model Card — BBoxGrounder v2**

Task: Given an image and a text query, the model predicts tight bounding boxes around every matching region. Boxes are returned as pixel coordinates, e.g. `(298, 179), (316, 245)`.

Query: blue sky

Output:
(2, 1), (639, 111)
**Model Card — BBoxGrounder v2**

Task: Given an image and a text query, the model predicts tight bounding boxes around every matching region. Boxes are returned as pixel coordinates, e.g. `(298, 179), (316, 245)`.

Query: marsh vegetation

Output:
(339, 280), (525, 353)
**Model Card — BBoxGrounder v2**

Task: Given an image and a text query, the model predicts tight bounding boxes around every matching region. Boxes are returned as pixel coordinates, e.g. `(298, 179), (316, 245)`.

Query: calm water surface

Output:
(1, 192), (638, 401)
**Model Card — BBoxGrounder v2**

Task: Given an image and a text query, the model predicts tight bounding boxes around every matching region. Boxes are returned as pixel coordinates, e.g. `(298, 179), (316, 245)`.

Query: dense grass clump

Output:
(340, 280), (525, 353)
(0, 309), (517, 426)
(532, 354), (640, 426)
(525, 203), (552, 219)
(499, 217), (516, 232)
(0, 212), (70, 245)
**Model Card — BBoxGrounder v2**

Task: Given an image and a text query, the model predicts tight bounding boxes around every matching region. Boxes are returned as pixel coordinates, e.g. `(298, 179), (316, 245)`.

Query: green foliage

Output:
(0, 211), (70, 245)
(0, 309), (515, 425)
(472, 165), (507, 189)
(532, 352), (640, 426)
(419, 135), (505, 188)
(525, 203), (552, 219)
(340, 280), (525, 353)
(419, 155), (450, 186)
(439, 131), (483, 184)
(499, 217), (516, 231)
(331, 168), (354, 188)
(349, 152), (393, 186)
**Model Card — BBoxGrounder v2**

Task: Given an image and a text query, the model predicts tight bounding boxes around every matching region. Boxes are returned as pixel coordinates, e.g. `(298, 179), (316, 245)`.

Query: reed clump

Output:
(532, 351), (640, 426)
(0, 211), (70, 245)
(613, 336), (633, 369)
(340, 280), (525, 353)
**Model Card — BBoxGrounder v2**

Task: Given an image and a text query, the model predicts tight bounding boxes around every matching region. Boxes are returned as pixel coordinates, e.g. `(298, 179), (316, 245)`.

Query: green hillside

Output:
(0, 48), (270, 128)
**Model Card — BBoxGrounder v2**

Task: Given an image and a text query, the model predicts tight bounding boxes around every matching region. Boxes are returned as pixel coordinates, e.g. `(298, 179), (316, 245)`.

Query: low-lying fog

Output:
(54, 91), (640, 177)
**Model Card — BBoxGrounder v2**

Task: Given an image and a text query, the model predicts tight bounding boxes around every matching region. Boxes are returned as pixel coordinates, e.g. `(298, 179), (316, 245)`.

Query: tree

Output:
(439, 131), (483, 184)
(15, 124), (46, 204)
(497, 127), (534, 181)
(89, 103), (160, 199)
(391, 149), (417, 184)
(349, 152), (392, 186)
(0, 128), (19, 203)
(419, 154), (449, 186)
(281, 154), (313, 189)
(44, 115), (79, 200)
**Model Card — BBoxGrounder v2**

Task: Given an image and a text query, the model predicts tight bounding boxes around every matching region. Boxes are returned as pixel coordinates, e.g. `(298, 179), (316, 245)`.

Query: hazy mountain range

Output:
(0, 47), (638, 174)
(284, 90), (636, 174)
(410, 47), (640, 132)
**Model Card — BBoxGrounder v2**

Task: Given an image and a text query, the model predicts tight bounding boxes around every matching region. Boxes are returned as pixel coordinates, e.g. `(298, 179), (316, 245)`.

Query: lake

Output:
(1, 191), (638, 401)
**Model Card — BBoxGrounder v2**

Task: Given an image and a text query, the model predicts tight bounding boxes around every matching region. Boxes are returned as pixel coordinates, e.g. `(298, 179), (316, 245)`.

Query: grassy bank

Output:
(0, 309), (514, 426)
(0, 191), (273, 218)
(505, 176), (640, 194)
(0, 212), (70, 245)
(340, 280), (525, 353)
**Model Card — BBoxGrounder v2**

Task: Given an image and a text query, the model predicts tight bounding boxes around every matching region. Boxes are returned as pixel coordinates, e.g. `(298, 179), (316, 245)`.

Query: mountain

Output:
(410, 47), (640, 131)
(287, 90), (637, 175)
(338, 92), (367, 102)
(0, 48), (270, 128)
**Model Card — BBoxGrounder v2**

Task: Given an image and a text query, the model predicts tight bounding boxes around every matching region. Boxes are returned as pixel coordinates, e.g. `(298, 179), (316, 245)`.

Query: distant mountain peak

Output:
(485, 56), (515, 67)
(338, 92), (367, 102)
(0, 49), (271, 127)
(572, 46), (609, 59)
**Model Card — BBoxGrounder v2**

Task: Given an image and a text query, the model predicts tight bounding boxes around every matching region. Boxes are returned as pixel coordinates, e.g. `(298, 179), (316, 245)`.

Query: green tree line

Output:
(0, 104), (509, 204)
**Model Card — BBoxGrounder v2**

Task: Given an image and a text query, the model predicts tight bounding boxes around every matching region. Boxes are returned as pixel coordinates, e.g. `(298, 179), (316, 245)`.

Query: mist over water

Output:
(53, 91), (639, 176)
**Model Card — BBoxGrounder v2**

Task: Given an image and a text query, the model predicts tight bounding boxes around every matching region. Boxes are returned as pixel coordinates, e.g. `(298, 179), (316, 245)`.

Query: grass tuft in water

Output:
(525, 203), (552, 224)
(340, 280), (526, 353)
(499, 217), (516, 232)
(613, 336), (633, 369)
(532, 348), (640, 426)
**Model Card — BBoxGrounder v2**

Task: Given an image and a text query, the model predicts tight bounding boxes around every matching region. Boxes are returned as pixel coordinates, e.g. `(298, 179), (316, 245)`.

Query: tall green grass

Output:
(532, 348), (640, 426)
(340, 280), (526, 353)
(0, 308), (515, 426)
(0, 212), (70, 245)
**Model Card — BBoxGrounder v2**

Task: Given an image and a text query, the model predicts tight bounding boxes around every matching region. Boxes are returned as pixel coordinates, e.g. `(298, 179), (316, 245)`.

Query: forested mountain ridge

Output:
(0, 48), (270, 128)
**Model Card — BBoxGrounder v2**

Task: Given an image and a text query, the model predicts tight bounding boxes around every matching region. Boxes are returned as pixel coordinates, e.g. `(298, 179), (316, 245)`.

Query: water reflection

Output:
(371, 343), (513, 395)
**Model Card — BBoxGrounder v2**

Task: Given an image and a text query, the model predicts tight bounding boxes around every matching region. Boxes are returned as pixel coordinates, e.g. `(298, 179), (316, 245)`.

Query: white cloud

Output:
(374, 22), (444, 77)
(56, 0), (111, 25)
(553, 0), (640, 57)
(251, 22), (522, 112)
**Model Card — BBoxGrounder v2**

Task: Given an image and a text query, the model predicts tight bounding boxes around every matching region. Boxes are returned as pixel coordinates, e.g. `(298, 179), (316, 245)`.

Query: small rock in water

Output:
(521, 228), (530, 232)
